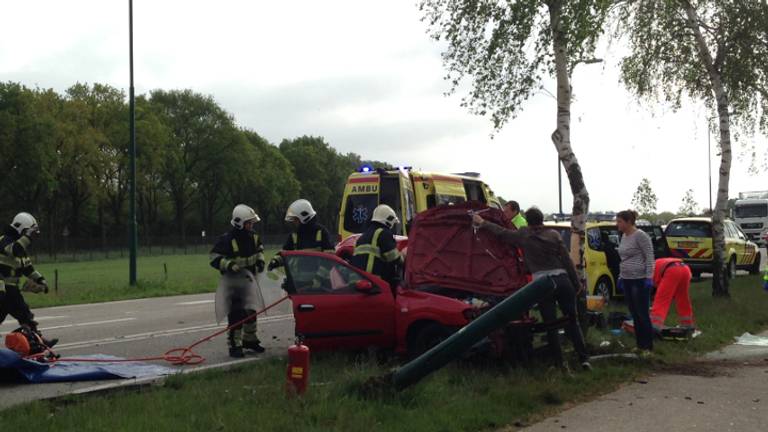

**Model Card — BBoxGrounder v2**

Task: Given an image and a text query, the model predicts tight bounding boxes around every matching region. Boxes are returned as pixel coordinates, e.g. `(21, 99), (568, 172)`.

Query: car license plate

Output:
(677, 241), (699, 248)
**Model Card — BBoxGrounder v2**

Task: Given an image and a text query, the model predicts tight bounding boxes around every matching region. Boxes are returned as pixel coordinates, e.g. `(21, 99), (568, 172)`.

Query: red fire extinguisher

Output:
(286, 335), (310, 396)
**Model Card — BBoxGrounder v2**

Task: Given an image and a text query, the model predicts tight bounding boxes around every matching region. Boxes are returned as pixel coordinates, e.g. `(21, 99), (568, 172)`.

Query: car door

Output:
(731, 222), (751, 265)
(725, 221), (746, 265)
(281, 252), (396, 351)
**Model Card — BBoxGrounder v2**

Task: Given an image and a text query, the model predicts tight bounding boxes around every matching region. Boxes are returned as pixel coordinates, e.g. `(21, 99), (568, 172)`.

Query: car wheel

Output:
(749, 252), (761, 275)
(408, 322), (453, 358)
(595, 276), (613, 302)
(728, 256), (737, 279)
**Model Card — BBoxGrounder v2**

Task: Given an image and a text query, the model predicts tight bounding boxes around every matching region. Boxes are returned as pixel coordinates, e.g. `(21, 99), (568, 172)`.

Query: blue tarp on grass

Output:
(0, 348), (174, 384)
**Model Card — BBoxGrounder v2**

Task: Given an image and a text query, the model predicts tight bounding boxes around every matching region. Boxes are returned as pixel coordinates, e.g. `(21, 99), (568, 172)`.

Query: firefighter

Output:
(650, 257), (695, 331)
(0, 212), (58, 349)
(267, 199), (334, 271)
(351, 204), (403, 288)
(210, 204), (266, 358)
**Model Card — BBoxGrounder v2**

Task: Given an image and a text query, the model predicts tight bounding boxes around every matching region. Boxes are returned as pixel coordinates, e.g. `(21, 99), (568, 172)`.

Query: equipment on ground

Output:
(286, 337), (310, 396)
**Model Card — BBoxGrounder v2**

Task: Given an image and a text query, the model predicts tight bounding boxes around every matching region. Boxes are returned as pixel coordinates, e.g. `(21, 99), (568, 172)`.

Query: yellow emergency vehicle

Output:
(547, 221), (669, 300)
(665, 217), (761, 278)
(338, 167), (501, 240)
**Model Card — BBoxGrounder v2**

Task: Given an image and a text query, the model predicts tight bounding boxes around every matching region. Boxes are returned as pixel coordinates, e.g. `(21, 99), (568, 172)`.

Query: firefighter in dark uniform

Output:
(1, 212), (58, 349)
(210, 204), (266, 358)
(351, 204), (403, 288)
(268, 199), (335, 270)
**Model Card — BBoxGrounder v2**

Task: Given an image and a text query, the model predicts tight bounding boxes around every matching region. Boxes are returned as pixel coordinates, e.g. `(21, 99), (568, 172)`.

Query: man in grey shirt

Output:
(474, 207), (591, 371)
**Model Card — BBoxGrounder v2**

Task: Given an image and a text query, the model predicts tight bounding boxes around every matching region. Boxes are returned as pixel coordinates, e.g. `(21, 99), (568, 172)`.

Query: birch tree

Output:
(419, 0), (612, 283)
(616, 0), (768, 296)
(631, 177), (658, 217)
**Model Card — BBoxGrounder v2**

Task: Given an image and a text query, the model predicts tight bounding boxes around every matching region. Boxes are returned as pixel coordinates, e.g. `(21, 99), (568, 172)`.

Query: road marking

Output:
(40, 317), (137, 331)
(53, 314), (294, 352)
(174, 300), (215, 306)
(0, 315), (70, 329)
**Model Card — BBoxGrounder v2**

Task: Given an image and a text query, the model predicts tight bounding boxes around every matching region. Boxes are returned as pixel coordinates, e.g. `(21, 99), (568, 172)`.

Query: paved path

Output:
(0, 276), (295, 410)
(521, 332), (768, 432)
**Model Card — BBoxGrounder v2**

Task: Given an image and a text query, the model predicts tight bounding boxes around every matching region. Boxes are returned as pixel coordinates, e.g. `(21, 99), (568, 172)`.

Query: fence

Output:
(29, 234), (289, 264)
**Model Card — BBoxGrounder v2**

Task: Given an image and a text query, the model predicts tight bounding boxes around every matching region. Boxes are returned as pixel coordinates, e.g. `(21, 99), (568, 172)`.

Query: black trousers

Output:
(0, 285), (35, 327)
(538, 274), (589, 363)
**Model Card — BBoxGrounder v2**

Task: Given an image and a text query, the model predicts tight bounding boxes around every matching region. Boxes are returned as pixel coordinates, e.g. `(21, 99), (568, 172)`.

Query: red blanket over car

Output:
(404, 202), (529, 296)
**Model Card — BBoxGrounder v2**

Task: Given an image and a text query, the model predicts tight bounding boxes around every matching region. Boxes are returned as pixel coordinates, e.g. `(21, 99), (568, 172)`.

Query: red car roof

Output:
(404, 202), (529, 297)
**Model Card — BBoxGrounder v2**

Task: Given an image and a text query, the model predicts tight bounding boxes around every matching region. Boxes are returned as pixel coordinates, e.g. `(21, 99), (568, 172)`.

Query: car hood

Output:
(404, 202), (528, 297)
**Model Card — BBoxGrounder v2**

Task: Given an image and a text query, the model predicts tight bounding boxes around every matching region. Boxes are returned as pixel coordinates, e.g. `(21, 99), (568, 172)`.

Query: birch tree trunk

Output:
(549, 0), (590, 291)
(682, 0), (732, 297)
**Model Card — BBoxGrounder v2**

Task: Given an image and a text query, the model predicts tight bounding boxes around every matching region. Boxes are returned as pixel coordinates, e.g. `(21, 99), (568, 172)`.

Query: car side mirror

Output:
(354, 279), (376, 293)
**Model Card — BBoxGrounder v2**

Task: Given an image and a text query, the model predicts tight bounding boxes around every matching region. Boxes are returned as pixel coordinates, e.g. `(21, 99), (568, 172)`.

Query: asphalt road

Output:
(0, 276), (295, 410)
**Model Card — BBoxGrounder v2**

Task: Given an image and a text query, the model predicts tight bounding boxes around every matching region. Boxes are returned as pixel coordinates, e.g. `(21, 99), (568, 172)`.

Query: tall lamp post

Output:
(128, 0), (138, 285)
(557, 157), (563, 215)
(707, 116), (717, 213)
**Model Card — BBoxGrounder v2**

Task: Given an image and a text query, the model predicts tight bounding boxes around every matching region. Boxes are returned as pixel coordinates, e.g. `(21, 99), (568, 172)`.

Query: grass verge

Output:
(2, 276), (767, 431)
(26, 250), (277, 308)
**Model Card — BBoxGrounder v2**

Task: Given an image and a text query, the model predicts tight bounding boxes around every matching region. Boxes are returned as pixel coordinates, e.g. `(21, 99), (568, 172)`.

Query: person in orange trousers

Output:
(650, 257), (695, 330)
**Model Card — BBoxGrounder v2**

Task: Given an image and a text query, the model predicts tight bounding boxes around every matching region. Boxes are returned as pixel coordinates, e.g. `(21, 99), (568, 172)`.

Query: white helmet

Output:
(372, 204), (400, 229)
(285, 199), (316, 224)
(231, 204), (260, 229)
(12, 212), (39, 235)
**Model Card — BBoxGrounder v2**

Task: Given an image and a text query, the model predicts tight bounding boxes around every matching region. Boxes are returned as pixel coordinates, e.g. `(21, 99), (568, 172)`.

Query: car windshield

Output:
(343, 194), (377, 234)
(735, 204), (768, 219)
(666, 221), (712, 238)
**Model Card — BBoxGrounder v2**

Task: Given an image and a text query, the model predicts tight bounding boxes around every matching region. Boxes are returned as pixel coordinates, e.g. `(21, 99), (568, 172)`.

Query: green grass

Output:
(0, 355), (643, 432)
(3, 276), (767, 431)
(25, 250), (278, 308)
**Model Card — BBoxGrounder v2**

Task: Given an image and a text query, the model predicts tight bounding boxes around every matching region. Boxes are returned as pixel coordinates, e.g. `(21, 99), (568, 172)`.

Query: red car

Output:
(282, 250), (473, 356)
(284, 203), (529, 357)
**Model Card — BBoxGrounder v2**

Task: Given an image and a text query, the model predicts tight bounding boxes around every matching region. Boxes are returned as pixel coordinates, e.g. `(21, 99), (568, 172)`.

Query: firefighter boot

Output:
(228, 328), (244, 358)
(242, 321), (265, 353)
(42, 336), (59, 349)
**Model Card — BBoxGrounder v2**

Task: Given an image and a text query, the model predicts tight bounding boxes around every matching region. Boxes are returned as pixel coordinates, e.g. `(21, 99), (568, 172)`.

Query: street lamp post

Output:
(707, 124), (712, 212)
(557, 156), (563, 215)
(128, 0), (138, 285)
(707, 116), (718, 213)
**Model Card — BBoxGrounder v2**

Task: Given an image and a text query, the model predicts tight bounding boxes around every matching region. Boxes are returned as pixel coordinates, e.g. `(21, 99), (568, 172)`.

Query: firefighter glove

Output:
(227, 261), (241, 274)
(268, 258), (281, 271)
(22, 279), (46, 294)
(38, 278), (49, 294)
(256, 260), (265, 273)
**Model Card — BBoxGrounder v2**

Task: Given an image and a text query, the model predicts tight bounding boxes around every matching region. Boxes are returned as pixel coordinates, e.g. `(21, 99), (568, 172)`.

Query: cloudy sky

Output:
(2, 1), (765, 213)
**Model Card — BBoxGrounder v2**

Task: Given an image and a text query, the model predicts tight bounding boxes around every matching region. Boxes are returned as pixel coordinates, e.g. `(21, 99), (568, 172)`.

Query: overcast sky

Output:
(2, 1), (765, 213)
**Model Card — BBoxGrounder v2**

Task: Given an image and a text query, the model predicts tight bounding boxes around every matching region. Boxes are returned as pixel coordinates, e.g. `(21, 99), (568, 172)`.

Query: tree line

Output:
(0, 82), (388, 247)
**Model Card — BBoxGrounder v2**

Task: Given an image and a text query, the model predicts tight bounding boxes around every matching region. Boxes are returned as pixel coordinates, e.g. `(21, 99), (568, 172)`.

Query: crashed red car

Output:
(283, 203), (529, 356)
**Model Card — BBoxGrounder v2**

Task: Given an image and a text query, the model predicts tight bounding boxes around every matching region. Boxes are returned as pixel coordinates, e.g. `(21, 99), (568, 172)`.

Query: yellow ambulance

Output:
(338, 167), (501, 241)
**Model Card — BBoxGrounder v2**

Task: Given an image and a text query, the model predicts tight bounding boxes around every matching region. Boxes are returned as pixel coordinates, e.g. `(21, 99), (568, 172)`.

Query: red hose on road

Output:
(24, 295), (291, 366)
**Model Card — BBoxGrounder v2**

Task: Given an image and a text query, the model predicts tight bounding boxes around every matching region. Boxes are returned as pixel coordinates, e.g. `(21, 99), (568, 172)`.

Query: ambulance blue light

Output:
(359, 164), (374, 173)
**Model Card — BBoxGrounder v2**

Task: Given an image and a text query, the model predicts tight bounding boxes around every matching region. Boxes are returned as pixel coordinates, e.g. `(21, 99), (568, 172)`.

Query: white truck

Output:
(734, 191), (768, 247)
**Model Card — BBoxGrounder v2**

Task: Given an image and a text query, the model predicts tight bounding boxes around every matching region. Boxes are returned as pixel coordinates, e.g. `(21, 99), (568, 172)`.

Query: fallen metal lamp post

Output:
(390, 276), (557, 391)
